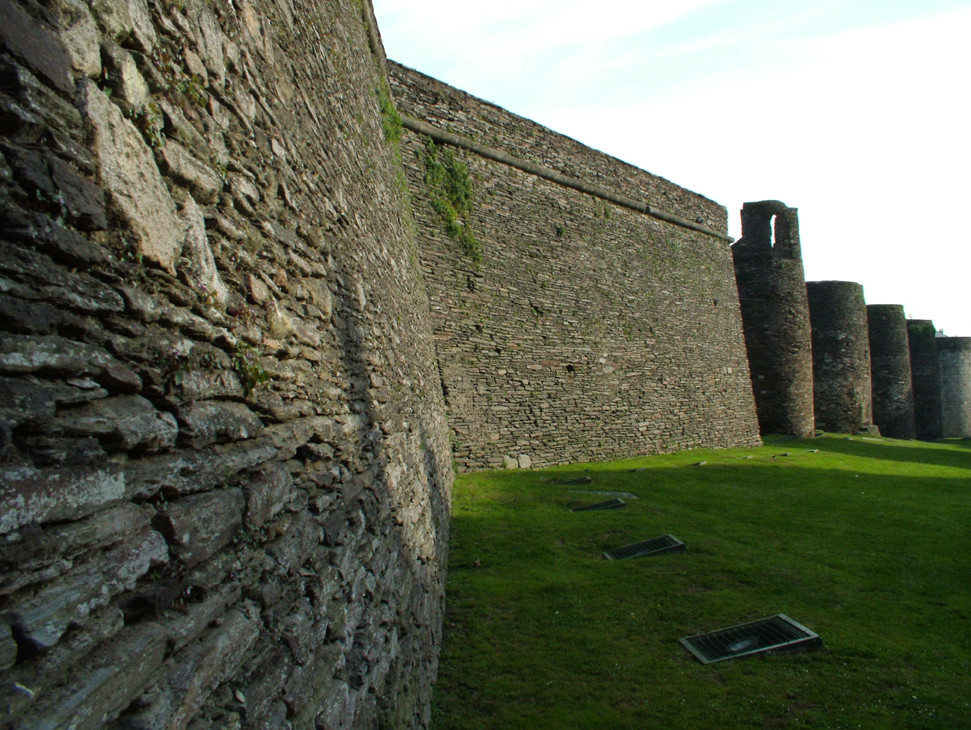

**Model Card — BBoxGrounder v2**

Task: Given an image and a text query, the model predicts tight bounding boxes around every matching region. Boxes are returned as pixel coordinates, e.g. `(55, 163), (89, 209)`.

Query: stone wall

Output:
(389, 63), (762, 471)
(867, 305), (916, 440)
(806, 281), (873, 434)
(938, 337), (971, 438)
(906, 320), (943, 441)
(0, 0), (452, 727)
(731, 201), (815, 437)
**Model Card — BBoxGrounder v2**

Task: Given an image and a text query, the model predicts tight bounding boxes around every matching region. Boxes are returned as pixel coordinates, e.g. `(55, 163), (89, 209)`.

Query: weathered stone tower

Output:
(938, 337), (971, 438)
(867, 305), (917, 439)
(732, 201), (815, 437)
(806, 281), (873, 433)
(906, 319), (943, 440)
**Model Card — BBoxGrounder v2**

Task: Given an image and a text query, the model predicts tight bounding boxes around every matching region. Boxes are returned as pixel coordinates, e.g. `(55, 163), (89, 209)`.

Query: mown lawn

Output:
(431, 435), (971, 729)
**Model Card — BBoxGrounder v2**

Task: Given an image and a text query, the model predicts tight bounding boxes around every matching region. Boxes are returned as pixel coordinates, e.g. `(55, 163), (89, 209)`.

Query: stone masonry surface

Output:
(806, 281), (873, 434)
(906, 320), (942, 440)
(0, 0), (452, 727)
(938, 337), (971, 438)
(867, 305), (917, 440)
(389, 63), (762, 471)
(731, 201), (815, 437)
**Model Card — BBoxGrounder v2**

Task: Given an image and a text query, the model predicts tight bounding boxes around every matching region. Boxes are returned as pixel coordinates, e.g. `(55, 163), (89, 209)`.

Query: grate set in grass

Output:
(431, 435), (971, 729)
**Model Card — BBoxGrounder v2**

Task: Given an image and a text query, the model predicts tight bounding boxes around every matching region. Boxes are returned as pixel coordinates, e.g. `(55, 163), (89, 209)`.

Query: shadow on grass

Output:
(805, 434), (971, 470)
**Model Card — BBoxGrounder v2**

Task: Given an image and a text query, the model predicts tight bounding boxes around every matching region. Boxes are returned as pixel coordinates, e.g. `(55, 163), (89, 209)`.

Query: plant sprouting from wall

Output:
(233, 342), (269, 397)
(377, 85), (403, 146)
(422, 137), (481, 265)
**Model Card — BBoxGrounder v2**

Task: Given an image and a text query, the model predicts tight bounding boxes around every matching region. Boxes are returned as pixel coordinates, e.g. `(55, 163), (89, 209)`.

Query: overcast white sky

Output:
(372, 0), (971, 336)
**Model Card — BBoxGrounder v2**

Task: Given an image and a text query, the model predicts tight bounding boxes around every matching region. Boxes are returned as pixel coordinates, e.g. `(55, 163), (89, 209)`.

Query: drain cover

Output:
(603, 534), (685, 560)
(680, 614), (821, 664)
(569, 490), (638, 499)
(571, 498), (626, 512)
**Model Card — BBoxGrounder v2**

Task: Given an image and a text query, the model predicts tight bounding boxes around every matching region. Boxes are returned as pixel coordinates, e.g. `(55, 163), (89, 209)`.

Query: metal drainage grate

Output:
(570, 498), (626, 512)
(603, 534), (685, 560)
(569, 489), (638, 499)
(558, 476), (593, 485)
(679, 614), (822, 664)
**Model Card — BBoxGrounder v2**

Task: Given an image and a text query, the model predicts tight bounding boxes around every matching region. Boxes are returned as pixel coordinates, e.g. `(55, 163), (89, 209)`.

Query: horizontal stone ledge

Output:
(401, 115), (734, 243)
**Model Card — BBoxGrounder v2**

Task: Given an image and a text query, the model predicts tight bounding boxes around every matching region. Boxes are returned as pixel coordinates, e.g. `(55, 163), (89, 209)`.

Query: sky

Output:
(371, 0), (971, 336)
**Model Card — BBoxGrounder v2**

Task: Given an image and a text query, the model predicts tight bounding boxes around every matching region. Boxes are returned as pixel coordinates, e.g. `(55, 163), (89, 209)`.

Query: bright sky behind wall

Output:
(372, 0), (971, 336)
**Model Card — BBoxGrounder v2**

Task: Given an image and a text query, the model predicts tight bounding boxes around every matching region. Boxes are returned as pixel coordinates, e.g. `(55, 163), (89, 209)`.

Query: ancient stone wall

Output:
(731, 201), (815, 437)
(388, 63), (762, 471)
(907, 319), (943, 441)
(938, 337), (971, 438)
(0, 0), (452, 727)
(806, 281), (873, 434)
(867, 305), (916, 440)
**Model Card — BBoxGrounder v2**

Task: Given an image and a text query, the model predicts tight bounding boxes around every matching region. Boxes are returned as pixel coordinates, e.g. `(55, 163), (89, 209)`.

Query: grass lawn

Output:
(430, 435), (971, 729)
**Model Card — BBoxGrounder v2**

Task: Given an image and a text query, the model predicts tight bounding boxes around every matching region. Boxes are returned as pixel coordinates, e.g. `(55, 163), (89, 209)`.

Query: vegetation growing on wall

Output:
(422, 137), (481, 265)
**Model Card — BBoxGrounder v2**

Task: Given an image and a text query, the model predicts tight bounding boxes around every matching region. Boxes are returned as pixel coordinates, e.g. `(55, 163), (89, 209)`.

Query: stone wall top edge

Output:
(388, 60), (728, 227)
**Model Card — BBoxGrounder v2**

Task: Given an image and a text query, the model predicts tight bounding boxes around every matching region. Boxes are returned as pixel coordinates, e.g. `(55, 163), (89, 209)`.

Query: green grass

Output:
(431, 435), (971, 729)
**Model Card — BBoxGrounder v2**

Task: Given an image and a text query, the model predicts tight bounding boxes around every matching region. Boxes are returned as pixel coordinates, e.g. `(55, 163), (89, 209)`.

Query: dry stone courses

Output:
(389, 62), (762, 472)
(731, 201), (815, 438)
(0, 0), (452, 727)
(867, 305), (917, 440)
(806, 281), (873, 434)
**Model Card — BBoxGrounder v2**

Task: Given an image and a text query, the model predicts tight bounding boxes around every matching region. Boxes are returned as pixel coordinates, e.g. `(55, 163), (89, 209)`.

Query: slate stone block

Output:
(119, 605), (260, 730)
(177, 399), (261, 449)
(57, 394), (178, 452)
(12, 623), (166, 730)
(152, 489), (244, 567)
(0, 1), (74, 94)
(0, 463), (126, 535)
(7, 526), (166, 648)
(1, 144), (107, 230)
(242, 461), (292, 528)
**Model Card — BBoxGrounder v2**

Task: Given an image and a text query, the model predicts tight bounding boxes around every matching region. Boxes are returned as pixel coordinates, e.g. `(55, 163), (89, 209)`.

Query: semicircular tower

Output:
(867, 304), (916, 439)
(807, 281), (873, 434)
(938, 336), (971, 438)
(732, 201), (815, 437)
(906, 319), (943, 440)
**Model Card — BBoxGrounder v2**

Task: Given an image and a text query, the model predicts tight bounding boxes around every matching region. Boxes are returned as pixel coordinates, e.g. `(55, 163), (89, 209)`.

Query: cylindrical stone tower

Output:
(867, 304), (916, 439)
(906, 319), (942, 440)
(806, 281), (873, 433)
(938, 337), (971, 438)
(732, 201), (815, 437)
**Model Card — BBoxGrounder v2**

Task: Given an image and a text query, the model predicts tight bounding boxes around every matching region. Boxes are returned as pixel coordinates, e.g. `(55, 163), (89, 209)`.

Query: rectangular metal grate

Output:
(679, 614), (822, 664)
(570, 498), (626, 512)
(603, 534), (685, 560)
(558, 476), (593, 485)
(569, 489), (638, 499)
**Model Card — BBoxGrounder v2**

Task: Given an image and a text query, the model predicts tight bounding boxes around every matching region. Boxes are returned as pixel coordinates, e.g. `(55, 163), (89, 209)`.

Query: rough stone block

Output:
(1, 208), (111, 266)
(1, 622), (17, 671)
(242, 461), (292, 528)
(1, 144), (107, 230)
(119, 604), (260, 730)
(0, 463), (126, 535)
(178, 399), (262, 449)
(126, 442), (277, 499)
(12, 623), (166, 730)
(100, 41), (150, 113)
(80, 79), (183, 272)
(0, 0), (74, 94)
(7, 526), (166, 648)
(153, 489), (244, 567)
(160, 141), (223, 204)
(56, 394), (178, 452)
(0, 335), (141, 392)
(179, 195), (228, 306)
(46, 0), (102, 77)
(0, 503), (148, 595)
